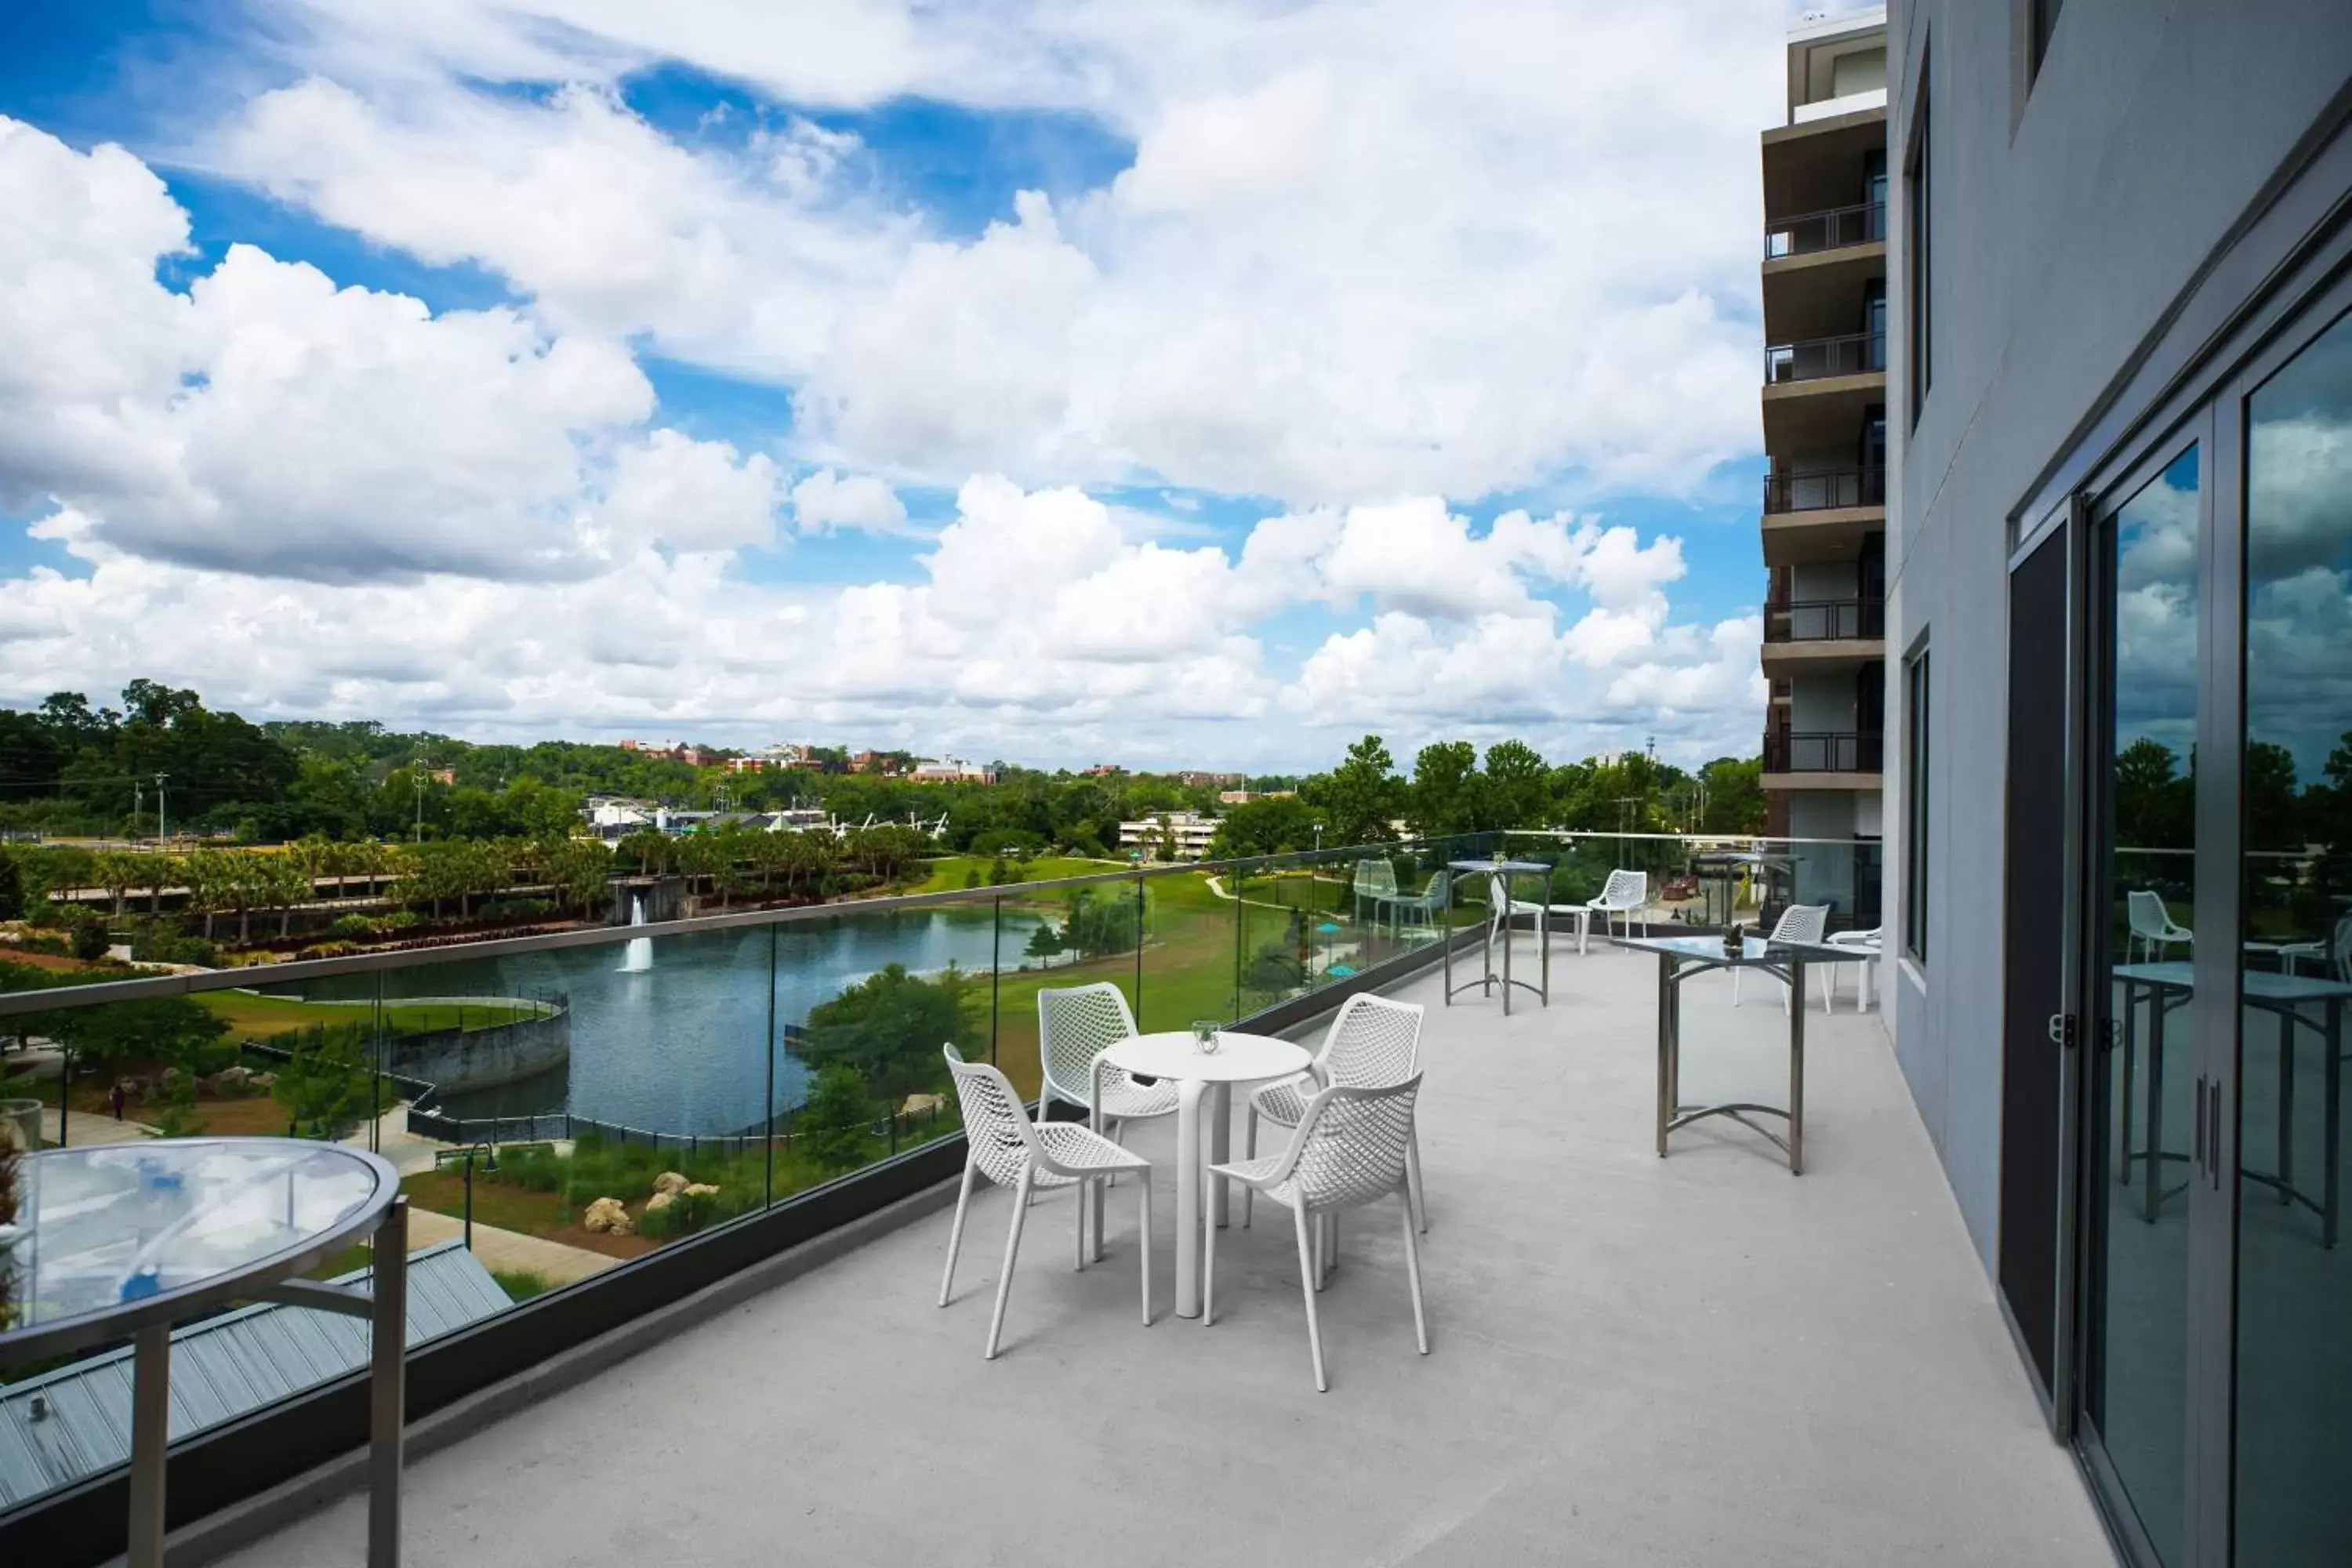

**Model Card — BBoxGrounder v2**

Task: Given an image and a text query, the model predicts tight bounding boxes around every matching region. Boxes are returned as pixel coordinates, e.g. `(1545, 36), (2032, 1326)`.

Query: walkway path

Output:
(403, 1207), (619, 1287)
(41, 1105), (158, 1148)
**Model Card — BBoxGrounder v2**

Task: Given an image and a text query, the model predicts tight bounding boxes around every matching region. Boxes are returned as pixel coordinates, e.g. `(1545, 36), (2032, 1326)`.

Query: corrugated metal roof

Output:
(0, 1239), (512, 1513)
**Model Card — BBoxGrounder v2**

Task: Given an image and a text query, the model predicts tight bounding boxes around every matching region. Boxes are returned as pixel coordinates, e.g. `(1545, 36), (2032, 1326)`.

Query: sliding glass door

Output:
(2231, 299), (2352, 1568)
(2079, 440), (2206, 1567)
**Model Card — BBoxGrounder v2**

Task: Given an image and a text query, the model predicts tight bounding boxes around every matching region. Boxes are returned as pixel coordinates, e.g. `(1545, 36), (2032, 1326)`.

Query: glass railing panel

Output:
(984, 873), (1136, 1110)
(768, 889), (1000, 1191)
(1134, 861), (1243, 1036)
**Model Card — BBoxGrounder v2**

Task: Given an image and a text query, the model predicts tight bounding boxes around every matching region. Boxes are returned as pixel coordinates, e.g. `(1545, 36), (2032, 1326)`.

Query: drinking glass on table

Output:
(1191, 1020), (1222, 1054)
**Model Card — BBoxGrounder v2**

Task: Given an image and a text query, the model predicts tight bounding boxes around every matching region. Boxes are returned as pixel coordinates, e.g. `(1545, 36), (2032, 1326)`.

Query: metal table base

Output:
(1643, 946), (1808, 1174)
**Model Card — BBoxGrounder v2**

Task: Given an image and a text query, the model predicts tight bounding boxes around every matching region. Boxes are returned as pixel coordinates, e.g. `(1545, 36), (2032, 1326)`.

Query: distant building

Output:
(1081, 764), (1123, 777)
(724, 757), (768, 774)
(1175, 771), (1244, 789)
(617, 739), (715, 767)
(851, 750), (906, 775)
(909, 757), (999, 784)
(1117, 811), (1220, 861)
(1218, 789), (1294, 806)
(426, 767), (456, 786)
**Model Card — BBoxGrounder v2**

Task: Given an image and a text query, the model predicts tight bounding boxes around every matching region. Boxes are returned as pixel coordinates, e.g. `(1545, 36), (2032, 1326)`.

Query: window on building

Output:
(1904, 645), (1931, 962)
(1906, 82), (1933, 424)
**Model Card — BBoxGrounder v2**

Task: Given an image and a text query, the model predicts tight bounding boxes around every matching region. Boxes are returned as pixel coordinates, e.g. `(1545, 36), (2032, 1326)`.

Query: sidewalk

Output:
(41, 1105), (158, 1148)
(403, 1207), (619, 1286)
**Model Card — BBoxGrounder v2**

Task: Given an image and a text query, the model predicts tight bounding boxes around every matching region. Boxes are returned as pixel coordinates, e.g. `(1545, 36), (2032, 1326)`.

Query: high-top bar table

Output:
(1443, 858), (1554, 1014)
(1618, 933), (1825, 1174)
(2112, 961), (2352, 1240)
(0, 1138), (407, 1566)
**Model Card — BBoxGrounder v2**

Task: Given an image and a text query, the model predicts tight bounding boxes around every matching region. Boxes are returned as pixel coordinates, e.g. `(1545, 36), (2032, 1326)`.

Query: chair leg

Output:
(1139, 1171), (1153, 1326)
(985, 1166), (1033, 1359)
(1203, 1178), (1218, 1327)
(1400, 1193), (1429, 1356)
(938, 1155), (977, 1308)
(1243, 1106), (1258, 1229)
(1732, 966), (1744, 1006)
(1292, 1197), (1327, 1392)
(1075, 1178), (1089, 1271)
(1313, 1214), (1327, 1291)
(1406, 1131), (1428, 1233)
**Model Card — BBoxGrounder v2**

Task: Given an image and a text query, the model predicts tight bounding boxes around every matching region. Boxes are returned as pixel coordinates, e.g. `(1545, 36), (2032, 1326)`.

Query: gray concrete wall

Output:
(387, 1009), (570, 1095)
(1886, 0), (2352, 1269)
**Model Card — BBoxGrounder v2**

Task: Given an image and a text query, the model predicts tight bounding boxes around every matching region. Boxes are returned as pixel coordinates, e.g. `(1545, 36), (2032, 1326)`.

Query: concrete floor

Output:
(220, 941), (2116, 1568)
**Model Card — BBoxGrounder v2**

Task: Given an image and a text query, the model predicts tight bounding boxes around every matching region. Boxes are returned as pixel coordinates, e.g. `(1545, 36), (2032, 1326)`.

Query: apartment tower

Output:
(1758, 8), (1887, 928)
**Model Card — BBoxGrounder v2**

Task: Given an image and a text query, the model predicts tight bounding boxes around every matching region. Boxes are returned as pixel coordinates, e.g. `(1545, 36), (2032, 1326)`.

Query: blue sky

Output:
(0, 0), (1791, 771)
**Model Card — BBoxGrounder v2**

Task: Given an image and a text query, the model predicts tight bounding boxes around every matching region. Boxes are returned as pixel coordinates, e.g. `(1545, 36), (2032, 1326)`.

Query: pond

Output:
(278, 906), (1044, 1136)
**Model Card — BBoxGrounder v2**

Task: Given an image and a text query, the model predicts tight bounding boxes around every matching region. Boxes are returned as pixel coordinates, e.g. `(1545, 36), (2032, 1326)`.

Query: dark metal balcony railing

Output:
(1764, 330), (1886, 384)
(1764, 731), (1886, 772)
(1763, 465), (1886, 514)
(1764, 200), (1887, 259)
(1764, 596), (1886, 641)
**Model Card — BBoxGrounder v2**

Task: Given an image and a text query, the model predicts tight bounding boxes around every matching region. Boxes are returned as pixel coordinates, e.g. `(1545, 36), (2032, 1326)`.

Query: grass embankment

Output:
(197, 990), (543, 1040)
(905, 854), (1128, 898)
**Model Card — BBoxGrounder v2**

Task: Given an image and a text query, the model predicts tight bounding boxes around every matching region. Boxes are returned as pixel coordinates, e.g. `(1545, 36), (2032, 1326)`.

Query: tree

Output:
(797, 1065), (880, 1173)
(1301, 735), (1401, 848)
(1408, 742), (1479, 837)
(1479, 740), (1551, 831)
(2114, 737), (2192, 851)
(1697, 757), (1768, 834)
(272, 1024), (377, 1139)
(1061, 887), (1143, 958)
(615, 829), (673, 877)
(795, 963), (980, 1105)
(1208, 795), (1321, 858)
(1023, 920), (1066, 968)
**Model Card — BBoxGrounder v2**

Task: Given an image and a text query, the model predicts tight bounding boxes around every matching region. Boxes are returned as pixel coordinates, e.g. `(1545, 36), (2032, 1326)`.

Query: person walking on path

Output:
(109, 1081), (126, 1120)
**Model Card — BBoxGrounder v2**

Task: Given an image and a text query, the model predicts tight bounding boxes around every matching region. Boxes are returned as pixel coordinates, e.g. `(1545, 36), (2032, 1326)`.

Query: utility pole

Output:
(154, 774), (169, 843)
(414, 766), (427, 844)
(134, 782), (143, 842)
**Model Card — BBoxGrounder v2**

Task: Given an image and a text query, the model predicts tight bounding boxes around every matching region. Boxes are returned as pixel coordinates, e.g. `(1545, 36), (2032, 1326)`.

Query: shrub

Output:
(128, 921), (218, 966)
(491, 1268), (557, 1302)
(296, 940), (361, 960)
(330, 913), (375, 937)
(70, 919), (111, 962)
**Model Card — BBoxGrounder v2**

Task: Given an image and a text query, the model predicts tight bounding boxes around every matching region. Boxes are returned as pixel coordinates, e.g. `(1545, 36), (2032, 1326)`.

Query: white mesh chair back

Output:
(2332, 913), (2352, 982)
(1767, 903), (1831, 946)
(1318, 994), (1424, 1089)
(1289, 1076), (1424, 1213)
(1352, 859), (1399, 898)
(1597, 869), (1646, 910)
(942, 1045), (1037, 1189)
(1422, 870), (1450, 903)
(1037, 982), (1137, 1107)
(2126, 890), (2175, 942)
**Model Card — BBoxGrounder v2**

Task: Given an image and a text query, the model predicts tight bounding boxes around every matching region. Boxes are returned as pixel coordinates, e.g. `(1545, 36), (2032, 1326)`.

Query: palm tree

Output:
(263, 855), (312, 938)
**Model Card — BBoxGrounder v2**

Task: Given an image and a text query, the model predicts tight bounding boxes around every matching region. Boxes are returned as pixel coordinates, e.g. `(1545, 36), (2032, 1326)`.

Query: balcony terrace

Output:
(1762, 466), (1886, 568)
(203, 942), (2106, 1568)
(1761, 596), (1886, 681)
(0, 837), (2097, 1566)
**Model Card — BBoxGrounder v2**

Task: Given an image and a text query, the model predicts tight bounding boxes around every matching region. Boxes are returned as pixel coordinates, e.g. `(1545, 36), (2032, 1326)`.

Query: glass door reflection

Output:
(2085, 442), (2201, 1566)
(2234, 303), (2352, 1567)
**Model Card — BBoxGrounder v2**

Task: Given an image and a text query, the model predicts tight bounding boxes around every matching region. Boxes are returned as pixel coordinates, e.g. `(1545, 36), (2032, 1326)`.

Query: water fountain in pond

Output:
(618, 895), (653, 973)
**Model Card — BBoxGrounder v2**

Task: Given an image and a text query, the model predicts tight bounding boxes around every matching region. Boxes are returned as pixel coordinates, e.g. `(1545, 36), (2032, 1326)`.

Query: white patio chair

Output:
(1820, 927), (1882, 1011)
(1381, 869), (1450, 931)
(1587, 869), (1647, 942)
(938, 1046), (1152, 1359)
(1206, 1073), (1428, 1392)
(1244, 993), (1427, 1232)
(1736, 903), (1829, 1013)
(2125, 890), (2193, 964)
(2280, 913), (2352, 982)
(1036, 983), (1178, 1156)
(1352, 858), (1400, 931)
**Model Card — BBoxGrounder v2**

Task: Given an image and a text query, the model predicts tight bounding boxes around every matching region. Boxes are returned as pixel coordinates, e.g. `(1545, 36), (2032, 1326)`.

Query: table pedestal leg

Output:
(1788, 959), (1806, 1175)
(370, 1199), (407, 1568)
(1174, 1079), (1206, 1318)
(1208, 1082), (1232, 1229)
(1655, 954), (1671, 1158)
(128, 1323), (171, 1568)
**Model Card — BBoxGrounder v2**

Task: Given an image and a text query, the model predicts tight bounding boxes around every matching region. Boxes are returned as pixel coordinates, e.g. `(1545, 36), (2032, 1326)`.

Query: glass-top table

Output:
(1615, 935), (1838, 1174)
(0, 1138), (408, 1566)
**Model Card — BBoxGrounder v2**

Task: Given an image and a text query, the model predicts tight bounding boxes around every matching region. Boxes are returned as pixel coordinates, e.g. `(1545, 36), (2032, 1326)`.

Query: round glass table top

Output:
(1106, 1030), (1310, 1084)
(1, 1138), (397, 1348)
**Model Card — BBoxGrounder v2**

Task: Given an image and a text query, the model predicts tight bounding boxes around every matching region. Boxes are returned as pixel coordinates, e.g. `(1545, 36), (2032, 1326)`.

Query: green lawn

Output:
(198, 990), (544, 1040)
(907, 854), (1128, 897)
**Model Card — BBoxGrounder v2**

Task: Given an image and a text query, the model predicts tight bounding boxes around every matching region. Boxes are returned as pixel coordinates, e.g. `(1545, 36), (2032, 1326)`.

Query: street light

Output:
(154, 774), (169, 842)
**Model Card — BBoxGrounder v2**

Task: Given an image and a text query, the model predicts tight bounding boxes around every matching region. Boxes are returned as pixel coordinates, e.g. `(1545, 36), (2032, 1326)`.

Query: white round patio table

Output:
(1100, 1030), (1312, 1319)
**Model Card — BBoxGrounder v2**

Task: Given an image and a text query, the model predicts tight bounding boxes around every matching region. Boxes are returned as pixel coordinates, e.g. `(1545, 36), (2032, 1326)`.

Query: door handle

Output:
(2209, 1082), (2223, 1191)
(2047, 1012), (2077, 1049)
(2193, 1075), (2207, 1170)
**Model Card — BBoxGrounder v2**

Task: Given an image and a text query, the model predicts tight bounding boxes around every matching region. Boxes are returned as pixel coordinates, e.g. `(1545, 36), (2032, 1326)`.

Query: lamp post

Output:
(153, 774), (168, 843)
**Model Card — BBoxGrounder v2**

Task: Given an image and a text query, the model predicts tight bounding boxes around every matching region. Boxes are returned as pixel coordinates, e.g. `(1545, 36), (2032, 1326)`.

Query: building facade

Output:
(1117, 811), (1220, 860)
(1886, 3), (2352, 1563)
(1759, 9), (1888, 929)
